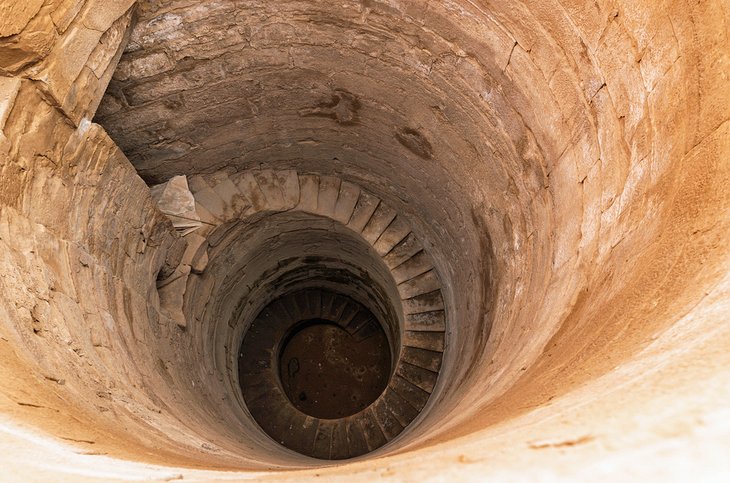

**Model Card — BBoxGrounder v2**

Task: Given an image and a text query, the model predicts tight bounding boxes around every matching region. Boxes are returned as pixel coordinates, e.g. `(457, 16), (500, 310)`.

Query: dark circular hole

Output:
(278, 317), (391, 419)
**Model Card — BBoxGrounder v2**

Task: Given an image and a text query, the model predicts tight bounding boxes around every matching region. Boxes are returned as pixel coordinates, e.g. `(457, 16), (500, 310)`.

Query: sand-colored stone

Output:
(0, 0), (728, 480)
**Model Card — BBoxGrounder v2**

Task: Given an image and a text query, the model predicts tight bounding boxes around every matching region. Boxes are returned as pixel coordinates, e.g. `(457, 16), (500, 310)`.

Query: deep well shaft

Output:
(0, 0), (728, 480)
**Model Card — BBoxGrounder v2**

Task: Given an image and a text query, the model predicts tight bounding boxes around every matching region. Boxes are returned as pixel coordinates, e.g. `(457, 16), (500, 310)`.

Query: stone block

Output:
(382, 232), (422, 269)
(315, 175), (341, 218)
(275, 169), (300, 209)
(396, 362), (437, 393)
(231, 171), (268, 213)
(296, 174), (319, 213)
(0, 0), (44, 37)
(405, 310), (446, 331)
(403, 331), (445, 353)
(333, 180), (359, 225)
(0, 76), (21, 141)
(346, 190), (379, 233)
(361, 202), (397, 245)
(372, 215), (410, 256)
(391, 250), (432, 284)
(253, 169), (286, 210)
(402, 290), (444, 315)
(150, 175), (202, 235)
(397, 269), (440, 299)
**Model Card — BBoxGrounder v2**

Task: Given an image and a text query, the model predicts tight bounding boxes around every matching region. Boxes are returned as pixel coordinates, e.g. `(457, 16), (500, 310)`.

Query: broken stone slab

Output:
(0, 77), (22, 143)
(150, 175), (202, 235)
(157, 264), (191, 329)
(0, 0), (45, 38)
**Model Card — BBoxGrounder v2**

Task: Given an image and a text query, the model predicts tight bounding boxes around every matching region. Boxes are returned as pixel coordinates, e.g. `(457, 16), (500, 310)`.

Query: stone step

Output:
(323, 293), (350, 321)
(361, 202), (397, 245)
(383, 388), (420, 427)
(302, 288), (323, 319)
(330, 419), (350, 460)
(336, 302), (361, 328)
(217, 168), (301, 215)
(397, 269), (441, 299)
(253, 169), (287, 211)
(401, 346), (443, 373)
(187, 175), (227, 221)
(333, 180), (360, 225)
(285, 291), (305, 320)
(372, 216), (411, 256)
(351, 318), (381, 342)
(371, 398), (405, 441)
(276, 169), (300, 209)
(230, 171), (268, 213)
(238, 344), (274, 374)
(396, 361), (438, 393)
(357, 408), (388, 452)
(257, 306), (287, 333)
(238, 371), (273, 402)
(193, 199), (222, 228)
(403, 330), (445, 352)
(280, 412), (318, 456)
(402, 290), (444, 315)
(316, 175), (341, 218)
(381, 232), (422, 269)
(345, 417), (369, 457)
(267, 301), (298, 331)
(296, 174), (319, 213)
(392, 250), (433, 284)
(277, 295), (300, 322)
(343, 310), (372, 335)
(390, 374), (431, 411)
(405, 310), (446, 331)
(251, 394), (298, 446)
(292, 290), (315, 320)
(346, 190), (380, 233)
(246, 379), (284, 408)
(209, 172), (249, 218)
(312, 420), (334, 459)
(318, 290), (336, 319)
(310, 417), (367, 460)
(241, 315), (277, 345)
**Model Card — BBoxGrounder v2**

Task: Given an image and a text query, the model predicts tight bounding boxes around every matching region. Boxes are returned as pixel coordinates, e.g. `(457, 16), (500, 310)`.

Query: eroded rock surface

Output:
(0, 0), (728, 480)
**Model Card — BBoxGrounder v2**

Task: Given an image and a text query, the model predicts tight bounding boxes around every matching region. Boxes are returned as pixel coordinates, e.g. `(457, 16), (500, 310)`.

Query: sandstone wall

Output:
(0, 0), (728, 480)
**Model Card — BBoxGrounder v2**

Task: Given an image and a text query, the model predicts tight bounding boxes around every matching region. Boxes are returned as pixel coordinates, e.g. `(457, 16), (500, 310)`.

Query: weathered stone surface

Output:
(296, 173), (319, 213)
(361, 202), (397, 245)
(373, 216), (411, 256)
(403, 331), (445, 353)
(405, 310), (447, 332)
(0, 0), (728, 480)
(0, 75), (21, 146)
(333, 180), (360, 225)
(382, 233), (423, 269)
(1, 0), (136, 123)
(231, 171), (267, 212)
(397, 269), (441, 299)
(347, 190), (379, 233)
(391, 251), (433, 284)
(0, 0), (44, 37)
(150, 175), (201, 235)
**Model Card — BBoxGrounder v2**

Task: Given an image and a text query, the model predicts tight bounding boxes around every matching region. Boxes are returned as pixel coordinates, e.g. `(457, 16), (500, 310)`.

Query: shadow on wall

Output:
(0, 0), (728, 480)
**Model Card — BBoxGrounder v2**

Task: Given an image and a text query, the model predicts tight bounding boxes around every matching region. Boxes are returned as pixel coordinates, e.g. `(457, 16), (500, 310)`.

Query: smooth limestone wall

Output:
(0, 0), (728, 480)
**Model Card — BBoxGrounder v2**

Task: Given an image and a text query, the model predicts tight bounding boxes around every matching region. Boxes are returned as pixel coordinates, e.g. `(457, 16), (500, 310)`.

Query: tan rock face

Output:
(0, 0), (728, 480)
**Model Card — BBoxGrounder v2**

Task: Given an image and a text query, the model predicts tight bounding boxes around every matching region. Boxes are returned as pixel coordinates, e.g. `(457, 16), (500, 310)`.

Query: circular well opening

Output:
(278, 313), (392, 419)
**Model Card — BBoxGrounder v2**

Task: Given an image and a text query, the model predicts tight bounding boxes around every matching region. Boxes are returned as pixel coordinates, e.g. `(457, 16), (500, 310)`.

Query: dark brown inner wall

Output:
(0, 0), (727, 479)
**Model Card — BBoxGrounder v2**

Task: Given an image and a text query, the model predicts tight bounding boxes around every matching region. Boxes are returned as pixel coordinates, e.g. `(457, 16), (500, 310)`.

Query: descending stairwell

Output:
(239, 287), (445, 459)
(153, 168), (448, 459)
(0, 0), (728, 480)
